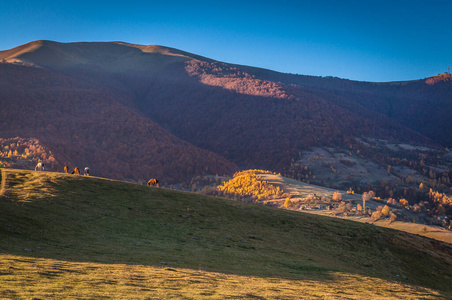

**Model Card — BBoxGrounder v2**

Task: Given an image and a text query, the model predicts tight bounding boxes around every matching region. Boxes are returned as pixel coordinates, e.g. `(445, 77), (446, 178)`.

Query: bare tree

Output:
(362, 190), (375, 211)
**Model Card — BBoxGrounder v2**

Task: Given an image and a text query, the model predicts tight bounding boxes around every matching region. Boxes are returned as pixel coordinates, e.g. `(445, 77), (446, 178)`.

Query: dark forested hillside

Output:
(0, 63), (237, 182)
(248, 69), (452, 147)
(1, 40), (450, 183)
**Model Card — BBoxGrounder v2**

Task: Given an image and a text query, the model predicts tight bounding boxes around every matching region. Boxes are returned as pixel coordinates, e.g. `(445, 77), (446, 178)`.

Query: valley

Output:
(1, 40), (451, 298)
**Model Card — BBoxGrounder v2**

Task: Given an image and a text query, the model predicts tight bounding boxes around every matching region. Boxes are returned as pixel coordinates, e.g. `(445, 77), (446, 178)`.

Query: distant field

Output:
(260, 173), (452, 244)
(1, 169), (451, 299)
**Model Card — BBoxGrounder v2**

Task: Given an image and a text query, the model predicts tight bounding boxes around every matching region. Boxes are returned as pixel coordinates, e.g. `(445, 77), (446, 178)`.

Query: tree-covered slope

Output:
(0, 63), (237, 182)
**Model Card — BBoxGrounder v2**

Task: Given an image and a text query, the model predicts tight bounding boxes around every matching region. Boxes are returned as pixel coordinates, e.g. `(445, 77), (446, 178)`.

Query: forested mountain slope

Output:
(0, 63), (237, 182)
(1, 40), (450, 182)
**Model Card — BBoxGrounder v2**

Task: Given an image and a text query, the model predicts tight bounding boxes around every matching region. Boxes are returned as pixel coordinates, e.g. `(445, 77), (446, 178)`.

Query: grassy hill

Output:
(1, 168), (452, 299)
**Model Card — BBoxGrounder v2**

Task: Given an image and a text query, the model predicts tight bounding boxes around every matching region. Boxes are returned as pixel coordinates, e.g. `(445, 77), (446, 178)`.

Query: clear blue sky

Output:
(1, 0), (451, 82)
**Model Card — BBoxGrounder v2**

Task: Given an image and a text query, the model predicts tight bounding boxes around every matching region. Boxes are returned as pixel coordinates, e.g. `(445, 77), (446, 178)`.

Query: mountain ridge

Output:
(1, 40), (447, 83)
(1, 40), (451, 184)
(0, 40), (215, 71)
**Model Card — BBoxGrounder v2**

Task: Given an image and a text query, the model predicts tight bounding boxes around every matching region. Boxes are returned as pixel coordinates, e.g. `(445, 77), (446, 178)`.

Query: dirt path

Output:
(260, 173), (452, 244)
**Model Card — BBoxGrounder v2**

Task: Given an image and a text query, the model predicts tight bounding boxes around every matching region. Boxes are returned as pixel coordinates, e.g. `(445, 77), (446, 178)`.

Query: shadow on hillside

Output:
(1, 169), (452, 295)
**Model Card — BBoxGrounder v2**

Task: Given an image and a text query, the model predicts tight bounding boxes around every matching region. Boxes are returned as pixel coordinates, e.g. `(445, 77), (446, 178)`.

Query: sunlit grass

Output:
(0, 254), (442, 300)
(0, 168), (451, 298)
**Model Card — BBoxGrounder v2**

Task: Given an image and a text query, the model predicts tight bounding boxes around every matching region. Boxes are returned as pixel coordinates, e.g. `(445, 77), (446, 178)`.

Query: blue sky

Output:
(1, 0), (451, 82)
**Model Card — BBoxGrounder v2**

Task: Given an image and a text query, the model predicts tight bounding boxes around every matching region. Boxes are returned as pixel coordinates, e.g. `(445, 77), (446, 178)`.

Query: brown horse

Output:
(64, 166), (69, 173)
(71, 167), (80, 175)
(147, 178), (159, 187)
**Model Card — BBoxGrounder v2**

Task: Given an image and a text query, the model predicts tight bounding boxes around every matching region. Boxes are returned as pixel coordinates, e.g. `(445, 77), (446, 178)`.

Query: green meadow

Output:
(0, 169), (451, 299)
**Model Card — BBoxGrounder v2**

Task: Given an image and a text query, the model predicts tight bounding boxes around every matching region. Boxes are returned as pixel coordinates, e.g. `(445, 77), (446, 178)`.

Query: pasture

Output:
(0, 169), (451, 299)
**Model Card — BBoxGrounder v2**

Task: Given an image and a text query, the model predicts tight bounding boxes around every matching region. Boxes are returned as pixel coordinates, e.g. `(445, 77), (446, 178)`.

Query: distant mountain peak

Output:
(0, 40), (214, 69)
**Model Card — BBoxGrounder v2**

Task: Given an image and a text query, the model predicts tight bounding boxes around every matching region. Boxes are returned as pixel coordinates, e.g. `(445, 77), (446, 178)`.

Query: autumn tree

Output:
(399, 198), (409, 207)
(332, 191), (342, 202)
(381, 205), (390, 217)
(362, 190), (375, 211)
(388, 211), (397, 225)
(356, 203), (363, 213)
(284, 197), (293, 208)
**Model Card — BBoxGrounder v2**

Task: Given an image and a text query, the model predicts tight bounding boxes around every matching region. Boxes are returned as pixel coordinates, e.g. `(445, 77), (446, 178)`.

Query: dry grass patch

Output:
(0, 254), (442, 300)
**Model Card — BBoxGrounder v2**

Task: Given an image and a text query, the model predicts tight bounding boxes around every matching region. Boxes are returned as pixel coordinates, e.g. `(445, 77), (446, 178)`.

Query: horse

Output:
(35, 162), (44, 171)
(64, 166), (69, 173)
(84, 167), (90, 176)
(147, 178), (159, 187)
(71, 167), (80, 175)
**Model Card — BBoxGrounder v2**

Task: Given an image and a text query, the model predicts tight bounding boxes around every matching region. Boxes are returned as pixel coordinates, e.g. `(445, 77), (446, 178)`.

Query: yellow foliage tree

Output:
(399, 198), (409, 207)
(218, 170), (283, 200)
(284, 197), (293, 208)
(381, 205), (390, 217)
(429, 188), (452, 205)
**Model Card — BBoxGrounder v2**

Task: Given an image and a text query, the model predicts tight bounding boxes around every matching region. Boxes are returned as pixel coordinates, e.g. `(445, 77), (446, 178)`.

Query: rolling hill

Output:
(0, 168), (451, 298)
(1, 40), (451, 184)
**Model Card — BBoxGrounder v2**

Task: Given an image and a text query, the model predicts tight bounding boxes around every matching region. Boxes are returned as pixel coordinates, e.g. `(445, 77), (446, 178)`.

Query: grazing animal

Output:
(35, 162), (44, 171)
(84, 167), (90, 176)
(71, 167), (80, 175)
(64, 166), (69, 173)
(147, 178), (159, 187)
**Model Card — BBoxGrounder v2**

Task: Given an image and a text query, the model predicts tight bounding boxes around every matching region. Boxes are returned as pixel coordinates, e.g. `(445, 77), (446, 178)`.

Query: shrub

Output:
(332, 191), (342, 202)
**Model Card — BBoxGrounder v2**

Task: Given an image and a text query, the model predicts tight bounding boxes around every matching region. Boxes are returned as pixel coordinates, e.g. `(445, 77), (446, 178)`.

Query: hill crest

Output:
(0, 40), (214, 69)
(426, 73), (452, 85)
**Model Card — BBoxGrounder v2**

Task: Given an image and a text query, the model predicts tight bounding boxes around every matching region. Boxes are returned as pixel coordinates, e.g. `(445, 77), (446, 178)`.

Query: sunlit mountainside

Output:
(1, 40), (451, 186)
